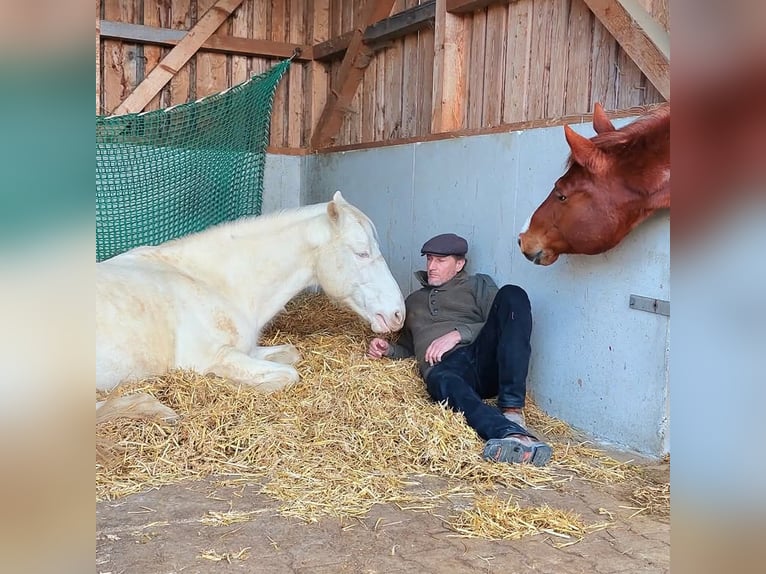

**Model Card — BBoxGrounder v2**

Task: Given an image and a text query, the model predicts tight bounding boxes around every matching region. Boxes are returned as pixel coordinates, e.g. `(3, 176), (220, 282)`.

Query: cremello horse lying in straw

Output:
(97, 191), (405, 422)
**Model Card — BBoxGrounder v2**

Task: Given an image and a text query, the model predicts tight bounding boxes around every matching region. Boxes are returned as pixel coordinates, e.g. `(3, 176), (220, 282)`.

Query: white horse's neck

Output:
(155, 204), (329, 332)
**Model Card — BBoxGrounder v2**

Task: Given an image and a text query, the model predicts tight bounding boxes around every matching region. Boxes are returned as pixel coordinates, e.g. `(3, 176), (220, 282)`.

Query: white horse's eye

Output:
(356, 251), (370, 259)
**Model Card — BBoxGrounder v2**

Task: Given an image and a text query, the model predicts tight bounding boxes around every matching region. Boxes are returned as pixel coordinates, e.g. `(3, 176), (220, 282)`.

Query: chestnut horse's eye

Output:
(557, 193), (567, 202)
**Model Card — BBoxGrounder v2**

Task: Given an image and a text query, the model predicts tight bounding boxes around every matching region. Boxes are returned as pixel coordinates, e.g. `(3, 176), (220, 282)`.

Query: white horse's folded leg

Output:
(207, 347), (299, 392)
(96, 392), (178, 423)
(251, 344), (301, 365)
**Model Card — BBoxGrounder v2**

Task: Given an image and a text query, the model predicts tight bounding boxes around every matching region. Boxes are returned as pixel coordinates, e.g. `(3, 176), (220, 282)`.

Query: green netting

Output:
(96, 58), (291, 261)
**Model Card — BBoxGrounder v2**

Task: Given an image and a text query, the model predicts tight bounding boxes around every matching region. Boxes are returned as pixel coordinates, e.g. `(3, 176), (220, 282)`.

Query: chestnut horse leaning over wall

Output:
(96, 192), (405, 423)
(518, 103), (670, 266)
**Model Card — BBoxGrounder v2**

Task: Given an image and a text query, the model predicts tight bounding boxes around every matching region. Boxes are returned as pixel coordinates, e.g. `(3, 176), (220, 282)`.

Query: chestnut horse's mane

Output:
(592, 104), (670, 152)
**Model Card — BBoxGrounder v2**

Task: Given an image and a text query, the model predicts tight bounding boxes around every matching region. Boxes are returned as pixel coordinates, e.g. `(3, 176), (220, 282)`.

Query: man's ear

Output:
(455, 258), (466, 272)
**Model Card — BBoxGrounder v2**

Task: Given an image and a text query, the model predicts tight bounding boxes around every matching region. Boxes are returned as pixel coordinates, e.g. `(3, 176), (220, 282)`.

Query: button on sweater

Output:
(386, 270), (498, 378)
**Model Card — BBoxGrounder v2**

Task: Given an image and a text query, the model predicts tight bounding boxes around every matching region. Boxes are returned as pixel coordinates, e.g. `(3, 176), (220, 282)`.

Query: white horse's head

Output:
(315, 192), (405, 333)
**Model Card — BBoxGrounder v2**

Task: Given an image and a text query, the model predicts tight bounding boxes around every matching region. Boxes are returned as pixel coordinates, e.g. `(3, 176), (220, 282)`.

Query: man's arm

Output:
(386, 329), (414, 359)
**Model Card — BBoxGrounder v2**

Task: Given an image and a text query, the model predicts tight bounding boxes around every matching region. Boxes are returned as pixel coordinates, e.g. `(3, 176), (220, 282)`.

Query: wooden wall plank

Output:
(169, 0), (192, 105)
(144, 0), (172, 110)
(374, 49), (387, 140)
(431, 0), (466, 132)
(615, 46), (644, 108)
(590, 18), (618, 108)
(563, 0), (593, 114)
(361, 55), (377, 142)
(546, 0), (569, 118)
(308, 0), (330, 146)
(195, 0), (230, 103)
(400, 0), (420, 138)
(270, 0), (288, 146)
(502, 0), (532, 123)
(383, 1), (406, 140)
(345, 1), (362, 146)
(467, 8), (485, 129)
(96, 0), (101, 114)
(231, 0), (253, 85)
(287, 0), (305, 147)
(251, 0), (270, 76)
(103, 1), (126, 114)
(482, 3), (506, 126)
(416, 25), (435, 136)
(526, 0), (553, 120)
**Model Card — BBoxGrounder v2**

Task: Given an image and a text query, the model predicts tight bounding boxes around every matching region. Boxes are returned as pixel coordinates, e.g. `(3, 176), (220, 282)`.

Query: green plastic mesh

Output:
(96, 58), (291, 261)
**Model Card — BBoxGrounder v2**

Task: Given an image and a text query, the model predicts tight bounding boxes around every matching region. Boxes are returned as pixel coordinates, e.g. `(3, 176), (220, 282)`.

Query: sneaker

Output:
(482, 435), (552, 467)
(503, 409), (526, 429)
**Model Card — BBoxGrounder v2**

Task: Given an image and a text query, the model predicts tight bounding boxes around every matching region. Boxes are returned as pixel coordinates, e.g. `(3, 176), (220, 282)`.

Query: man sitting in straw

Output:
(367, 233), (552, 466)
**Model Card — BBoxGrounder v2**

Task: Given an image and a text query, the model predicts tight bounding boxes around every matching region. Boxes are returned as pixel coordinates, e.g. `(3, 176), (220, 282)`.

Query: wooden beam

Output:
(313, 31), (354, 61)
(310, 0), (398, 148)
(100, 20), (312, 61)
(313, 1), (436, 62)
(365, 0), (436, 44)
(112, 0), (245, 115)
(446, 0), (514, 14)
(582, 0), (670, 99)
(431, 0), (466, 133)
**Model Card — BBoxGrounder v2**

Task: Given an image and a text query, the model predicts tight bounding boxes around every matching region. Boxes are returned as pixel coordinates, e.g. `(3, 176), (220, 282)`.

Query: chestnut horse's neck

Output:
(594, 105), (671, 209)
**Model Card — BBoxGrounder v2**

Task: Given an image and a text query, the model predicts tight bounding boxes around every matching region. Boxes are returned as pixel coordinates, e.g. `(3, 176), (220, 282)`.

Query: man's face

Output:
(425, 254), (465, 286)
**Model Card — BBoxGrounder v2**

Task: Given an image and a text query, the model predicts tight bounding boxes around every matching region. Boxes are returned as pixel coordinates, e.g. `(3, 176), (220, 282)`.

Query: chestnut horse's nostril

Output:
(517, 237), (521, 247)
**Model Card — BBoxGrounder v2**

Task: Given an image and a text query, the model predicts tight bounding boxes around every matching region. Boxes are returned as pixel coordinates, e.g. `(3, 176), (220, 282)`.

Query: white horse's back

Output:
(96, 192), (405, 402)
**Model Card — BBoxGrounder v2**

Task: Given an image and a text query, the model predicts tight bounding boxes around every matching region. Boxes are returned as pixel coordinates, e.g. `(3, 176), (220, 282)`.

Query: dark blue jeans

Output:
(425, 285), (533, 441)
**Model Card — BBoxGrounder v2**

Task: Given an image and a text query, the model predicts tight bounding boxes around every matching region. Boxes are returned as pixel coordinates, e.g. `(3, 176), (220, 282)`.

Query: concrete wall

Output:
(262, 154), (306, 214)
(292, 120), (669, 457)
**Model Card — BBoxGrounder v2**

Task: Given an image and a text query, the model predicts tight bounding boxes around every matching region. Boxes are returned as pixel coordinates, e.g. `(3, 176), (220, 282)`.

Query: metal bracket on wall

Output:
(629, 294), (670, 317)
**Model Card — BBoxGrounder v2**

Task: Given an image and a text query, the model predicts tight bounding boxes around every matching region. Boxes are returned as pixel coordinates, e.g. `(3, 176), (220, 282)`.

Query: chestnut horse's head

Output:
(518, 103), (670, 265)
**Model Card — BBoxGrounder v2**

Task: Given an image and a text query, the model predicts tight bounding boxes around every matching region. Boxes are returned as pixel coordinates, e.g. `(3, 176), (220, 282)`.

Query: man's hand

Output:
(425, 330), (461, 365)
(367, 337), (390, 359)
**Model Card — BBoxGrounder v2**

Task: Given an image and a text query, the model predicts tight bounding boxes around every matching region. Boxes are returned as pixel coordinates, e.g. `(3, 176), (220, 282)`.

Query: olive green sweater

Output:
(386, 270), (498, 378)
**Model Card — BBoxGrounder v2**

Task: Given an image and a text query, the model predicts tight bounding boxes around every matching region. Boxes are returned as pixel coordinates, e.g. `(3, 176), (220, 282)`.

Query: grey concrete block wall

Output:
(262, 154), (305, 214)
(279, 118), (669, 457)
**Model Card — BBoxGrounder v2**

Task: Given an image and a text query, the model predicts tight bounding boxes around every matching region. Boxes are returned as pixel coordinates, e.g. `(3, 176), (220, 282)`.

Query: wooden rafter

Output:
(446, 0), (514, 14)
(112, 0), (245, 115)
(431, 0), (466, 133)
(310, 0), (398, 148)
(100, 20), (311, 61)
(582, 0), (670, 99)
(313, 1), (436, 61)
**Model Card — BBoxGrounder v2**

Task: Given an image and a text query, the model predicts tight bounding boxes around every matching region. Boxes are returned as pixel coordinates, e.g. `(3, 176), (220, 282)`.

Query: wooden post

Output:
(431, 0), (466, 133)
(112, 0), (245, 115)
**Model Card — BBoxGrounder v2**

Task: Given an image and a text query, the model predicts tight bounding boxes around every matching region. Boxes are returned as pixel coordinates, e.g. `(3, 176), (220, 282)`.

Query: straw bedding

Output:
(97, 292), (669, 540)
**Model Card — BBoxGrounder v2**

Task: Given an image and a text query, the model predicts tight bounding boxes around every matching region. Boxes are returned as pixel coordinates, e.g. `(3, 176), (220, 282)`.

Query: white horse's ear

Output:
(327, 197), (340, 223)
(332, 190), (346, 203)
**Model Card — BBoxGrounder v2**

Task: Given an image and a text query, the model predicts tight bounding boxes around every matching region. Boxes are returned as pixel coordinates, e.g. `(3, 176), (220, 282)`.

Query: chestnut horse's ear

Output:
(564, 124), (606, 173)
(592, 103), (616, 133)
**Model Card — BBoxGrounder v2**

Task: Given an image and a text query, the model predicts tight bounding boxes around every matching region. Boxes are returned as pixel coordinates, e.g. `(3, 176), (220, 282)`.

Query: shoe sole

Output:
(482, 437), (552, 467)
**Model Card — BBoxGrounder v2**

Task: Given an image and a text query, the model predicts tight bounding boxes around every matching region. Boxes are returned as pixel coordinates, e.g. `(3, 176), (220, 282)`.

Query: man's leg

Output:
(470, 285), (552, 466)
(425, 348), (529, 441)
(471, 284), (533, 411)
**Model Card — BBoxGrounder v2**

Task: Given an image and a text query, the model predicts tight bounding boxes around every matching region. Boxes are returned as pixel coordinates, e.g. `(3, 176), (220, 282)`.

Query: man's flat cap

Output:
(420, 233), (468, 256)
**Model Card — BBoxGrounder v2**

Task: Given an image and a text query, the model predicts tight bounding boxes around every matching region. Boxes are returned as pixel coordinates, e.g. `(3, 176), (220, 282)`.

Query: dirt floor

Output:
(96, 453), (669, 574)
